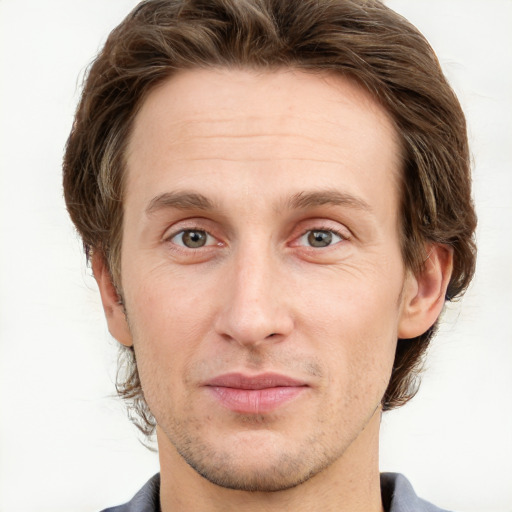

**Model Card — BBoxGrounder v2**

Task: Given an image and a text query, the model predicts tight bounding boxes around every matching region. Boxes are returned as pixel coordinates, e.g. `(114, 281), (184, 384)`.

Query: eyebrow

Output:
(145, 191), (216, 215)
(285, 190), (372, 213)
(145, 189), (372, 216)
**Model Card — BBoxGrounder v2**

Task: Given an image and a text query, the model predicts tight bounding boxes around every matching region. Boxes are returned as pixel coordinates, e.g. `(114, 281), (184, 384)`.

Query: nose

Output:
(214, 245), (294, 348)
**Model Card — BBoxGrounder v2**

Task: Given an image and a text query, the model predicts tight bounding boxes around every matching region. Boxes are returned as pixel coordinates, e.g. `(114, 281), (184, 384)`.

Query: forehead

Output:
(125, 68), (402, 215)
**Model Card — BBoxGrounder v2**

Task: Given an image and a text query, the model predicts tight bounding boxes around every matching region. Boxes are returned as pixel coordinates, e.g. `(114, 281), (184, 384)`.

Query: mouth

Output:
(204, 372), (309, 414)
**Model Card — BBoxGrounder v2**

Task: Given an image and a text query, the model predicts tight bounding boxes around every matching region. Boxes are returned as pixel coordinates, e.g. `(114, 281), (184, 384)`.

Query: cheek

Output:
(299, 266), (402, 396)
(127, 265), (216, 333)
(124, 272), (215, 387)
(300, 261), (403, 338)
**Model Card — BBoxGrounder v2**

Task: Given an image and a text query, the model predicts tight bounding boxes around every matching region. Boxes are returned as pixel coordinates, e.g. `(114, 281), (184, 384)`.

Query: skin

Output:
(94, 68), (452, 512)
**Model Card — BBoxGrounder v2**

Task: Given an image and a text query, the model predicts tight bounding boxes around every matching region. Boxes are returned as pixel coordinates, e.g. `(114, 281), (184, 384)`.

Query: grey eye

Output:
(173, 230), (209, 248)
(308, 230), (332, 247)
(301, 230), (342, 248)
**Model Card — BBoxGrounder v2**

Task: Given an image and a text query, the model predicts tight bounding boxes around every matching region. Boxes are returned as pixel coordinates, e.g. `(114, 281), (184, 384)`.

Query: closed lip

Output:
(204, 372), (309, 414)
(204, 372), (308, 390)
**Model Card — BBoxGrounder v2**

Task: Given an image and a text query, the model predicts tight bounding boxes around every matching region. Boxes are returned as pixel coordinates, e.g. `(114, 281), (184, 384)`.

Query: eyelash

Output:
(164, 226), (348, 250)
(296, 227), (347, 247)
(168, 229), (219, 248)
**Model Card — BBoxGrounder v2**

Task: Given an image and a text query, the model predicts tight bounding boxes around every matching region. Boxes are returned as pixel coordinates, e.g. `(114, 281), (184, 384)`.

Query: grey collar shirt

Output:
(101, 472), (451, 512)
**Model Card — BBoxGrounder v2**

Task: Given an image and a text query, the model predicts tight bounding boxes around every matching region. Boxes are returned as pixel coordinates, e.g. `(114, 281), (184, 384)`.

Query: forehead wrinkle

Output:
(157, 111), (358, 145)
(167, 125), (345, 152)
(177, 132), (329, 143)
(176, 113), (345, 129)
(169, 157), (353, 164)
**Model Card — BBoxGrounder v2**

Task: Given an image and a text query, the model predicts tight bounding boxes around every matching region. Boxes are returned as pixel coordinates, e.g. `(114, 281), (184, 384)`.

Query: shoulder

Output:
(99, 473), (161, 512)
(381, 473), (452, 512)
(98, 472), (449, 511)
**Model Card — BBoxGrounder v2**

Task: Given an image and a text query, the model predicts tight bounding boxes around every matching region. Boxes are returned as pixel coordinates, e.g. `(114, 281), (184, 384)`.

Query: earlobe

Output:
(398, 244), (453, 339)
(91, 253), (133, 347)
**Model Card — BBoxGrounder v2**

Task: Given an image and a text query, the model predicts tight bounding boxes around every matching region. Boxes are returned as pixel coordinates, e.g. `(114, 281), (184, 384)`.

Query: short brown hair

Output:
(63, 0), (477, 436)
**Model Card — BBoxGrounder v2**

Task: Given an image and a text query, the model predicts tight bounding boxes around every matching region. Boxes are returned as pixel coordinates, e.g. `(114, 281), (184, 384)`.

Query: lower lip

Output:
(207, 386), (306, 414)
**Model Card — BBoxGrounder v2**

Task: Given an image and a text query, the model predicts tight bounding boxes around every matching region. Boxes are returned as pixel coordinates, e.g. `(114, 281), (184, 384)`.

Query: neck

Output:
(158, 409), (384, 512)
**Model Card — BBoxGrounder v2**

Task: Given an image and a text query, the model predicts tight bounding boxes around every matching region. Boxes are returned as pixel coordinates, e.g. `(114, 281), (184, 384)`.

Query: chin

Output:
(183, 449), (326, 492)
(169, 427), (338, 493)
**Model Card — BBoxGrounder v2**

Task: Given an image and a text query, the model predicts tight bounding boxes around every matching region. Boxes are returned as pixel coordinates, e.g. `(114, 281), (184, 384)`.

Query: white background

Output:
(0, 1), (511, 511)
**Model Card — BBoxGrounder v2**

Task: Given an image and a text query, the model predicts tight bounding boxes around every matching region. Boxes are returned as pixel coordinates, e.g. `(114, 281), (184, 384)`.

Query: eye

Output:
(298, 229), (344, 248)
(170, 229), (216, 248)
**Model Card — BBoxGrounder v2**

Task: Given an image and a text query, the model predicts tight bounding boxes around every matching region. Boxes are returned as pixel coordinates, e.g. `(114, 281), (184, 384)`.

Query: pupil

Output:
(308, 230), (332, 247)
(183, 230), (206, 248)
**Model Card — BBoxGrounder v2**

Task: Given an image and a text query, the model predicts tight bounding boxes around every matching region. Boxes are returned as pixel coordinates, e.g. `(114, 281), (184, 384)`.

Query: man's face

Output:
(118, 68), (414, 491)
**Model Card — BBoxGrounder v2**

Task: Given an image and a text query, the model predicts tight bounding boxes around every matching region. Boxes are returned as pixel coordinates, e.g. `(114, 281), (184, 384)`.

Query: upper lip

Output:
(205, 372), (308, 390)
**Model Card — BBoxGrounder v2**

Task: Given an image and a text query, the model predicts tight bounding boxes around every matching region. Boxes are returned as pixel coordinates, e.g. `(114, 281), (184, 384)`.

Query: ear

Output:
(398, 244), (453, 339)
(91, 253), (133, 347)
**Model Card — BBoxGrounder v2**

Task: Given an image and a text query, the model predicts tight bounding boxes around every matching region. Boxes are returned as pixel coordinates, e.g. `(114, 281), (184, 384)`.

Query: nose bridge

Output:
(215, 237), (292, 346)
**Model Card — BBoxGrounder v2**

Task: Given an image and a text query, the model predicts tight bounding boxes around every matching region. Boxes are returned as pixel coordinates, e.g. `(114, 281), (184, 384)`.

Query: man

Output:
(63, 0), (476, 510)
